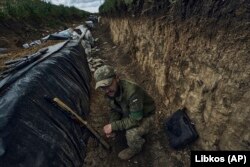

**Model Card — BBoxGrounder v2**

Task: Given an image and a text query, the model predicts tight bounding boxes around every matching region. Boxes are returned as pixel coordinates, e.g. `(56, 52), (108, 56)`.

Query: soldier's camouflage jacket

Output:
(106, 79), (156, 131)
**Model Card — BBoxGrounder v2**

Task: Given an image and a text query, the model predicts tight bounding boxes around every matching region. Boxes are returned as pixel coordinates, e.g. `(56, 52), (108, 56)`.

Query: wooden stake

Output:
(53, 97), (111, 150)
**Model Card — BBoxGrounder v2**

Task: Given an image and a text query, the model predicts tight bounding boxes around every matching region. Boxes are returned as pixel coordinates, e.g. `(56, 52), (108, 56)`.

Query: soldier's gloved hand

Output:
(103, 124), (112, 134)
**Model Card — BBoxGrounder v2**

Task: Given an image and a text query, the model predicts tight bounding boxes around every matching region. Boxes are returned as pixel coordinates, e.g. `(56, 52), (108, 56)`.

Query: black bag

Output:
(164, 108), (199, 149)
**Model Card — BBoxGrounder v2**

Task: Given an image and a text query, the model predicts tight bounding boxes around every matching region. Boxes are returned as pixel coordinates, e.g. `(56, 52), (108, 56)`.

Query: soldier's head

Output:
(94, 65), (119, 97)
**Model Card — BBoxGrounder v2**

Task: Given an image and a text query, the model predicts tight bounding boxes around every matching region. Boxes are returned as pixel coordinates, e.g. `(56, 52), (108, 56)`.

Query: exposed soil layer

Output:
(107, 0), (250, 151)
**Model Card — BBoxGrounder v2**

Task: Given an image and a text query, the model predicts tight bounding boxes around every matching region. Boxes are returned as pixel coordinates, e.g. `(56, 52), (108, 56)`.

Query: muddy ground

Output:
(0, 21), (192, 166)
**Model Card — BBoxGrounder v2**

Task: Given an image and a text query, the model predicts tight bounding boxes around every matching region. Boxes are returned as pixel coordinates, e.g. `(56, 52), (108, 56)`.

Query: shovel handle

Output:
(53, 98), (111, 150)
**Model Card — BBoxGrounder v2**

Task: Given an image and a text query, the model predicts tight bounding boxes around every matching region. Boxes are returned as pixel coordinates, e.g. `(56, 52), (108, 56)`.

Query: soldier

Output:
(94, 65), (156, 160)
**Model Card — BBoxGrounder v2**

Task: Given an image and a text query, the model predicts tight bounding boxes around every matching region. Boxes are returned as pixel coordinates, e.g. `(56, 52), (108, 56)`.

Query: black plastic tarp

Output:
(0, 39), (91, 167)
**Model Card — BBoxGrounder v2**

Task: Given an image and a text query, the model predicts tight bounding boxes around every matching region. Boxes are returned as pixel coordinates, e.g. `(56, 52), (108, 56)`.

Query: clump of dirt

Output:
(84, 24), (191, 167)
(0, 37), (12, 48)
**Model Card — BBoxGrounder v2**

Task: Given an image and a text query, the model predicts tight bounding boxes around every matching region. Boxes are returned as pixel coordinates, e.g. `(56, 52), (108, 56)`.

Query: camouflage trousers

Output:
(125, 115), (155, 152)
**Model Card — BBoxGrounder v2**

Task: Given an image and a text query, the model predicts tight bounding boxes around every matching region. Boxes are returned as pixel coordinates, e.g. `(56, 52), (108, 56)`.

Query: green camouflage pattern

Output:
(108, 79), (155, 131)
(94, 65), (116, 89)
(126, 115), (154, 152)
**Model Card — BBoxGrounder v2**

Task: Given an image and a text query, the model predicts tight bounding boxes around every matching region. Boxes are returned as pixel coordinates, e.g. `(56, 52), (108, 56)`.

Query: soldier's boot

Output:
(118, 148), (140, 160)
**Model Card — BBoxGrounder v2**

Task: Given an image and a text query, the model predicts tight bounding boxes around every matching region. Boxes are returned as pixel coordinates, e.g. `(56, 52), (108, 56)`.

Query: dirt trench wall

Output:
(107, 1), (250, 150)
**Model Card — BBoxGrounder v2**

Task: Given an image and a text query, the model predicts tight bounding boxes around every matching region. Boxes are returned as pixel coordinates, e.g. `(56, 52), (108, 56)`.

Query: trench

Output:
(83, 23), (191, 167)
(84, 0), (249, 166)
(0, 1), (249, 166)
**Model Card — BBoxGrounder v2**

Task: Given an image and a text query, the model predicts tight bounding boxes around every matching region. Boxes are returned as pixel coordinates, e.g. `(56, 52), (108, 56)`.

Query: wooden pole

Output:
(53, 97), (111, 150)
